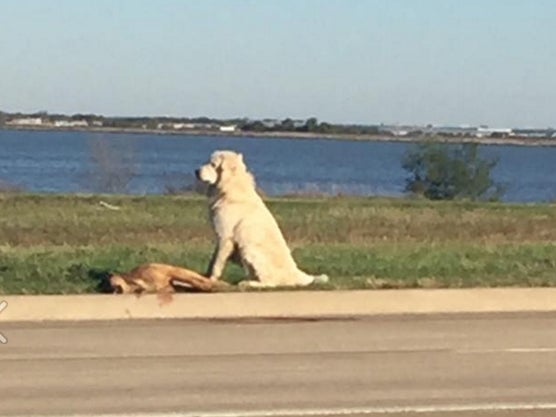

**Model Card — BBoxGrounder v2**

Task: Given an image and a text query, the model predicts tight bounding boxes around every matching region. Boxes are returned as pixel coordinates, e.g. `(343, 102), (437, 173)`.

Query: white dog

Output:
(195, 150), (328, 288)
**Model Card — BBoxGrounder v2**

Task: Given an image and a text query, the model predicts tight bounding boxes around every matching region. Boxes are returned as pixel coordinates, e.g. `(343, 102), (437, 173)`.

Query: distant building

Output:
(54, 120), (88, 127)
(426, 125), (478, 136)
(513, 128), (554, 138)
(378, 125), (420, 137)
(157, 122), (216, 130)
(219, 125), (237, 132)
(6, 117), (43, 126)
(476, 127), (513, 137)
(157, 122), (184, 130)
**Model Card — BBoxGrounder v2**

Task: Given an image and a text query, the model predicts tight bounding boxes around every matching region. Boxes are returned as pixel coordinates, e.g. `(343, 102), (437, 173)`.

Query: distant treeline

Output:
(240, 117), (381, 135)
(2, 110), (554, 140)
(0, 111), (243, 130)
(0, 110), (382, 136)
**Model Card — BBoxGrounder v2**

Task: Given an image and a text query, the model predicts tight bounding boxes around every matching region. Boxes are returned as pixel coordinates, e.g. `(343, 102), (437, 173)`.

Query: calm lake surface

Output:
(1, 129), (555, 202)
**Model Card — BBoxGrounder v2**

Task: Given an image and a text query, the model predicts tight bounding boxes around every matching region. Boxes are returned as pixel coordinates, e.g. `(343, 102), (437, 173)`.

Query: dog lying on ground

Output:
(195, 150), (329, 288)
(109, 263), (229, 295)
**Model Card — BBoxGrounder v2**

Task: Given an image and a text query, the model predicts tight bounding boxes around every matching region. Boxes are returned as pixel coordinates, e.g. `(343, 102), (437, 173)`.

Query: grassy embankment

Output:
(1, 193), (556, 294)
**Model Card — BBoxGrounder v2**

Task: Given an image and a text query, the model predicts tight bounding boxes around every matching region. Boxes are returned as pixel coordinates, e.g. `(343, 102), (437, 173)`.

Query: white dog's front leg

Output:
(207, 238), (235, 281)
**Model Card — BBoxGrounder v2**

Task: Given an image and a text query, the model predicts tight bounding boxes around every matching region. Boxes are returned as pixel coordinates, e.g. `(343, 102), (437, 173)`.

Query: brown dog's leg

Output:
(171, 275), (214, 292)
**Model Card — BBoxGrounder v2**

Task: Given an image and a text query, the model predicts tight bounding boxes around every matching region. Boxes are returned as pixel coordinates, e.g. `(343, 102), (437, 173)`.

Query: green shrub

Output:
(402, 141), (504, 201)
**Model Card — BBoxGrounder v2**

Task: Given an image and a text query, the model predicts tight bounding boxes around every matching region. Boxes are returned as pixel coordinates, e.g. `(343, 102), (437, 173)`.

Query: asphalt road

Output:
(1, 313), (556, 417)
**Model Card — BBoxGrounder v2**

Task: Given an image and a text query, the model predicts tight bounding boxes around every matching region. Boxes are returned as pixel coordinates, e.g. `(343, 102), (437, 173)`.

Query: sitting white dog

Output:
(195, 150), (328, 288)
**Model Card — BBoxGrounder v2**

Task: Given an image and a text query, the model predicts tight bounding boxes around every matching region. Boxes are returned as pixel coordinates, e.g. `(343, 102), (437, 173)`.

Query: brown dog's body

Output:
(109, 263), (224, 294)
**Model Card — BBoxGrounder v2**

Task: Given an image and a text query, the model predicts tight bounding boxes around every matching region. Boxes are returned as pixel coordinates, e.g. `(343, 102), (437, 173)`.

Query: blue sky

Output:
(1, 0), (555, 127)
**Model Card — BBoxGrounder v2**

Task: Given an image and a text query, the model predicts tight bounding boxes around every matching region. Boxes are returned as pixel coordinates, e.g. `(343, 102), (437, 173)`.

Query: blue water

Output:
(0, 129), (555, 202)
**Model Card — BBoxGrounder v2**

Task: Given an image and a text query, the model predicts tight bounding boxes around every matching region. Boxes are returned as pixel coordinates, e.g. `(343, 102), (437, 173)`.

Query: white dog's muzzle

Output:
(196, 164), (218, 185)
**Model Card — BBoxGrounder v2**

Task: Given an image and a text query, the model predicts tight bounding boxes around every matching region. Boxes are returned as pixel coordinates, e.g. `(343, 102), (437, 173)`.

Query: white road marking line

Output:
(20, 402), (556, 417)
(458, 347), (556, 354)
(502, 347), (556, 353)
(0, 300), (7, 344)
(3, 345), (555, 359)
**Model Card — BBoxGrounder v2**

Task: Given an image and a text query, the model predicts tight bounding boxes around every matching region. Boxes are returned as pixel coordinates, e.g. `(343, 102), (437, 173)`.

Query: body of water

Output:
(0, 129), (555, 202)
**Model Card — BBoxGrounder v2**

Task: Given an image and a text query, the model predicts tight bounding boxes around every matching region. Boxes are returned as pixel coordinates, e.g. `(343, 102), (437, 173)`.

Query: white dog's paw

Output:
(312, 274), (329, 285)
(238, 280), (253, 291)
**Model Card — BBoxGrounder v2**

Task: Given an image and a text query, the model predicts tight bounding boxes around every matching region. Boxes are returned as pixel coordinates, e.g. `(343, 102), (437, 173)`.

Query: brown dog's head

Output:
(108, 274), (129, 294)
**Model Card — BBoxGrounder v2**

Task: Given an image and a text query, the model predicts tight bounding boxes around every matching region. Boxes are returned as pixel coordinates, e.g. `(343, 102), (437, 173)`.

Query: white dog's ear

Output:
(230, 153), (244, 172)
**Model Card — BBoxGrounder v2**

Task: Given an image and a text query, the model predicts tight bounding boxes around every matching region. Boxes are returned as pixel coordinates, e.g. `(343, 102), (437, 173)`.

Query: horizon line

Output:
(2, 109), (554, 130)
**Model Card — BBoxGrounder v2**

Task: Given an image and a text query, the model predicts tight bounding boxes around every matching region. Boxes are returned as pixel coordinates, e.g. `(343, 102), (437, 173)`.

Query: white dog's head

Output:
(195, 150), (253, 191)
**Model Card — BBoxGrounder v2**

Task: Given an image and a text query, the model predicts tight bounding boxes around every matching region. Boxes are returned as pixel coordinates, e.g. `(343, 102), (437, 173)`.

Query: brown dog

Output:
(109, 263), (228, 296)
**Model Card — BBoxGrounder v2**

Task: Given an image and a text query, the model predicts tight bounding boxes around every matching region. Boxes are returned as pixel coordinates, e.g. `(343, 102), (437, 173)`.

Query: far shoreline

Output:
(2, 125), (556, 147)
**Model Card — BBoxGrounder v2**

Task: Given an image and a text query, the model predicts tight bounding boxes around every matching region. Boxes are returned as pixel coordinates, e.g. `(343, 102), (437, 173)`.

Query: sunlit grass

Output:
(1, 193), (555, 294)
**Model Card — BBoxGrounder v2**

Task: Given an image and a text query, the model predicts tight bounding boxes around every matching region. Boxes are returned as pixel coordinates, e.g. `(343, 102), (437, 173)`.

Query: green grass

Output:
(1, 193), (556, 294)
